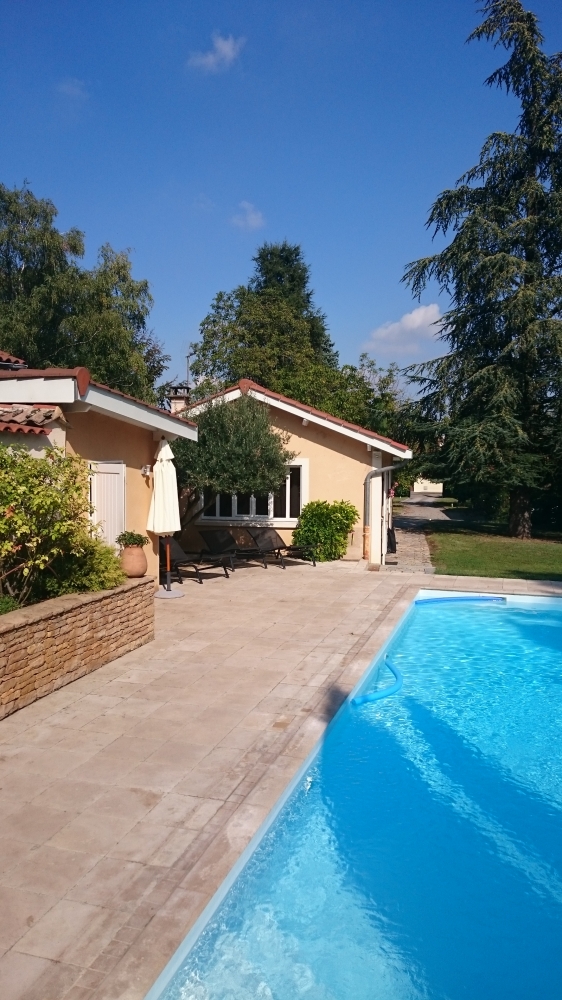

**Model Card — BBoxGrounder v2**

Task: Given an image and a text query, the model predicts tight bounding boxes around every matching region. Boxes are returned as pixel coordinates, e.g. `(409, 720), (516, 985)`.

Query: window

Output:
(219, 493), (232, 517)
(202, 465), (303, 521)
(273, 466), (301, 519)
(289, 466), (301, 518)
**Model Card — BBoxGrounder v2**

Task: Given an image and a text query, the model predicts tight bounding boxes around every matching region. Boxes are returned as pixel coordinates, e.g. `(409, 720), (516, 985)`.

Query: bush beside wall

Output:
(293, 500), (359, 561)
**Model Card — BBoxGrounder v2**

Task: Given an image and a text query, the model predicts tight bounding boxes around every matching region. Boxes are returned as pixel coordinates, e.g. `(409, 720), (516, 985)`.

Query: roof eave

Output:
(247, 387), (412, 459)
(0, 371), (198, 441)
(77, 384), (198, 441)
(185, 380), (411, 457)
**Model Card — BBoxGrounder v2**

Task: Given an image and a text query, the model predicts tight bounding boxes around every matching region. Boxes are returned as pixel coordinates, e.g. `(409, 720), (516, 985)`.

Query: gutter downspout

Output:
(362, 461), (409, 561)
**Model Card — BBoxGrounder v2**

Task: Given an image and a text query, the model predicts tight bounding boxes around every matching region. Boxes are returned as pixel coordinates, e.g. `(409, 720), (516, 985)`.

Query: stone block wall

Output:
(0, 578), (155, 720)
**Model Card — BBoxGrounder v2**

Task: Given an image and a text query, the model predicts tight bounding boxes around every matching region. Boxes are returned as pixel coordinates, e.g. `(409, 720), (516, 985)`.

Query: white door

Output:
(90, 462), (125, 550)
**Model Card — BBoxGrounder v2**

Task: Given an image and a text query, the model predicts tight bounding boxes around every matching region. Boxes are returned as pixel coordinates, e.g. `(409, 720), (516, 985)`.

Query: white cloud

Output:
(56, 77), (88, 101)
(230, 200), (265, 230)
(364, 303), (444, 364)
(188, 33), (245, 74)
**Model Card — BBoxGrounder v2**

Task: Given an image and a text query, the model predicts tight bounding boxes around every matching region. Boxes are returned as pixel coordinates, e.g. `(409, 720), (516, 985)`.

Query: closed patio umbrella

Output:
(147, 438), (184, 599)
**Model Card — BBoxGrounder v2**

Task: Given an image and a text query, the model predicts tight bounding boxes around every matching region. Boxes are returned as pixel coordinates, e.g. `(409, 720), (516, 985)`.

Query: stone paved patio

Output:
(2, 562), (562, 1000)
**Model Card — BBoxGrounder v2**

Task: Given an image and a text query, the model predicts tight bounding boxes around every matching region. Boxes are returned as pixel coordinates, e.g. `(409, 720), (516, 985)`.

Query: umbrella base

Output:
(154, 588), (185, 600)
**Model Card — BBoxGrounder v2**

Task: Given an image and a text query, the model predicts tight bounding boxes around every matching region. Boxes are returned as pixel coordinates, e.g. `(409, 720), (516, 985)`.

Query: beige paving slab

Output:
(1, 564), (562, 1000)
(1, 845), (99, 895)
(0, 951), (78, 1000)
(0, 884), (57, 954)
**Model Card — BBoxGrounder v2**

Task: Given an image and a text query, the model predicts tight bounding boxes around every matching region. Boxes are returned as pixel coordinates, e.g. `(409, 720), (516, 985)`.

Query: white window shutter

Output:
(89, 462), (125, 550)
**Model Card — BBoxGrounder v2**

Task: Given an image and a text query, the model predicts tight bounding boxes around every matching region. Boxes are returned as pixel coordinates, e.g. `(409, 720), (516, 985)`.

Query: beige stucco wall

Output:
(185, 402), (399, 561)
(268, 409), (373, 556)
(0, 423), (66, 458)
(65, 412), (159, 578)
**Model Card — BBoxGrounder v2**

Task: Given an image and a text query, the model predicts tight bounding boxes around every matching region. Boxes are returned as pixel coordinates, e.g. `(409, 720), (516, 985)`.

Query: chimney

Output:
(168, 383), (191, 414)
(167, 353), (193, 415)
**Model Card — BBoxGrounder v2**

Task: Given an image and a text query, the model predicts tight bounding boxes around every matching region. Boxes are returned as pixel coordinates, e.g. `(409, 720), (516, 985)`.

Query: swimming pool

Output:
(146, 591), (562, 999)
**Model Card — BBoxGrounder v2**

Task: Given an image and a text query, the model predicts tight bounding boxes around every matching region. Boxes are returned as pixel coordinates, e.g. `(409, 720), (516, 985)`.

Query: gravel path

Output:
(385, 496), (458, 573)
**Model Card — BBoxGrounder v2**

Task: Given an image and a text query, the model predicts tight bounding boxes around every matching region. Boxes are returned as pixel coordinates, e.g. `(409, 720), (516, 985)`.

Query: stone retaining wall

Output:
(0, 578), (155, 720)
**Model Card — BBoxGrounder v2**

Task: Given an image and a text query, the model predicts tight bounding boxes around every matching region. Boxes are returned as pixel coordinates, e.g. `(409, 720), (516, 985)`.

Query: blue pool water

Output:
(149, 594), (562, 999)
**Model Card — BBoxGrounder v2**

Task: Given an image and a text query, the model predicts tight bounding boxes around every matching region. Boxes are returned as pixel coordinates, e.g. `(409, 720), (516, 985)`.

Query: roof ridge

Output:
(186, 379), (410, 453)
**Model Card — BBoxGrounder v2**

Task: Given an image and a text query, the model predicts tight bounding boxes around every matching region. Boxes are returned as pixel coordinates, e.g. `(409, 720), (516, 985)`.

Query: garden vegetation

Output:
(0, 184), (169, 404)
(0, 445), (125, 611)
(190, 242), (403, 437)
(403, 0), (562, 538)
(293, 500), (359, 562)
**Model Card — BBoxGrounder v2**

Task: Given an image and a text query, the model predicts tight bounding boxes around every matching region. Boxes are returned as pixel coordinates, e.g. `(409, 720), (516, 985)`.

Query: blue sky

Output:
(1, 0), (561, 382)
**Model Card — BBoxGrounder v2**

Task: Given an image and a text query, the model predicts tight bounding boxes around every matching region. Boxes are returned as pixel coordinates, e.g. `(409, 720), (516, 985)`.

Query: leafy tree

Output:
(191, 241), (403, 434)
(172, 395), (295, 498)
(402, 0), (562, 537)
(273, 353), (404, 435)
(0, 183), (169, 402)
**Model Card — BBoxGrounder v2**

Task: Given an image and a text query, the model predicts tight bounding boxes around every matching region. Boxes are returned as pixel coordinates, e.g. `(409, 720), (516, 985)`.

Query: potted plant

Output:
(116, 531), (149, 578)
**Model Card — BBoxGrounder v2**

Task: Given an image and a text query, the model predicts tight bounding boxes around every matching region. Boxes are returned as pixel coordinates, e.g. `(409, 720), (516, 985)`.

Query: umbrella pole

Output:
(166, 536), (172, 591)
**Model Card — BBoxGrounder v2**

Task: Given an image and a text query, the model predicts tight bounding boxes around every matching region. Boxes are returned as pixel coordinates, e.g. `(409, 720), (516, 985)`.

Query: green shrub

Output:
(0, 445), (128, 607)
(0, 595), (19, 615)
(293, 500), (359, 561)
(32, 535), (126, 600)
(0, 445), (92, 605)
(116, 531), (149, 548)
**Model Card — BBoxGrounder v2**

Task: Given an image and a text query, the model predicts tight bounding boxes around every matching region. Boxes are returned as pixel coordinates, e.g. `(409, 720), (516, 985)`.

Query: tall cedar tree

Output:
(403, 0), (562, 537)
(0, 184), (169, 402)
(191, 241), (403, 434)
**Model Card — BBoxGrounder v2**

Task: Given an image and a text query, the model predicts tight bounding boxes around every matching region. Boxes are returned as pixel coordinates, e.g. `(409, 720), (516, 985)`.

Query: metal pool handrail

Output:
(352, 656), (403, 707)
(415, 595), (506, 605)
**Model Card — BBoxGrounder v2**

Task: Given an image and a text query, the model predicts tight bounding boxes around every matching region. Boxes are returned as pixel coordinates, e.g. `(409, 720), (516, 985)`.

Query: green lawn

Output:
(427, 525), (562, 580)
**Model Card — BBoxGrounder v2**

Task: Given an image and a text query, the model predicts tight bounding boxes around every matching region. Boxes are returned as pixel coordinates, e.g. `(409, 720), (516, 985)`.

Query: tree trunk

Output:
(508, 489), (532, 538)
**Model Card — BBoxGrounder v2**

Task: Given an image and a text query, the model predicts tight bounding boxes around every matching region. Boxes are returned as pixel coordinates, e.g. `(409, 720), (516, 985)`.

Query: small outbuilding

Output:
(0, 360), (197, 580)
(182, 379), (412, 566)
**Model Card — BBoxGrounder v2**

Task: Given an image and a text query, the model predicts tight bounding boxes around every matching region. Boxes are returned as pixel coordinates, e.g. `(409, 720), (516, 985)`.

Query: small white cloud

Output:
(231, 200), (265, 231)
(365, 304), (443, 364)
(188, 33), (245, 74)
(56, 77), (88, 101)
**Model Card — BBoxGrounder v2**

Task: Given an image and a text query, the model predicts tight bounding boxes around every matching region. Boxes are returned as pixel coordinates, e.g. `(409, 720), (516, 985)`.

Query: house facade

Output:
(0, 361), (197, 580)
(182, 380), (412, 566)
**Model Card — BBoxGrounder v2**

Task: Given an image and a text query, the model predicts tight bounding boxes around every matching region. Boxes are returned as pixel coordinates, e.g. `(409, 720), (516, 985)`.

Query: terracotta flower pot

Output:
(120, 545), (148, 578)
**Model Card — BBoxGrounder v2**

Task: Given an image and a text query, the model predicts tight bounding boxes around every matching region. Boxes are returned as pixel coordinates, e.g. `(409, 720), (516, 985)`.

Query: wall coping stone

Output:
(0, 577), (155, 635)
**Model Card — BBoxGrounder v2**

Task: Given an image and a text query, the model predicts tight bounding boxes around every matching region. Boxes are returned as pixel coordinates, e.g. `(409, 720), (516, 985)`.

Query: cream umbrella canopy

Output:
(147, 438), (183, 598)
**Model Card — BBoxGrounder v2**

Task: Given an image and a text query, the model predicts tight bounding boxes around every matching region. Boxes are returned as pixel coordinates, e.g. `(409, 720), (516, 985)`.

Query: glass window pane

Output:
(236, 493), (251, 516)
(273, 481), (287, 518)
(255, 493), (269, 516)
(289, 466), (301, 518)
(219, 493), (232, 517)
(203, 488), (216, 516)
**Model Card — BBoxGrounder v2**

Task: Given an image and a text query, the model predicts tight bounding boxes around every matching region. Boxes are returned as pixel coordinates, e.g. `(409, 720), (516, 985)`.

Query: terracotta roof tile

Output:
(0, 350), (27, 367)
(0, 421), (46, 435)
